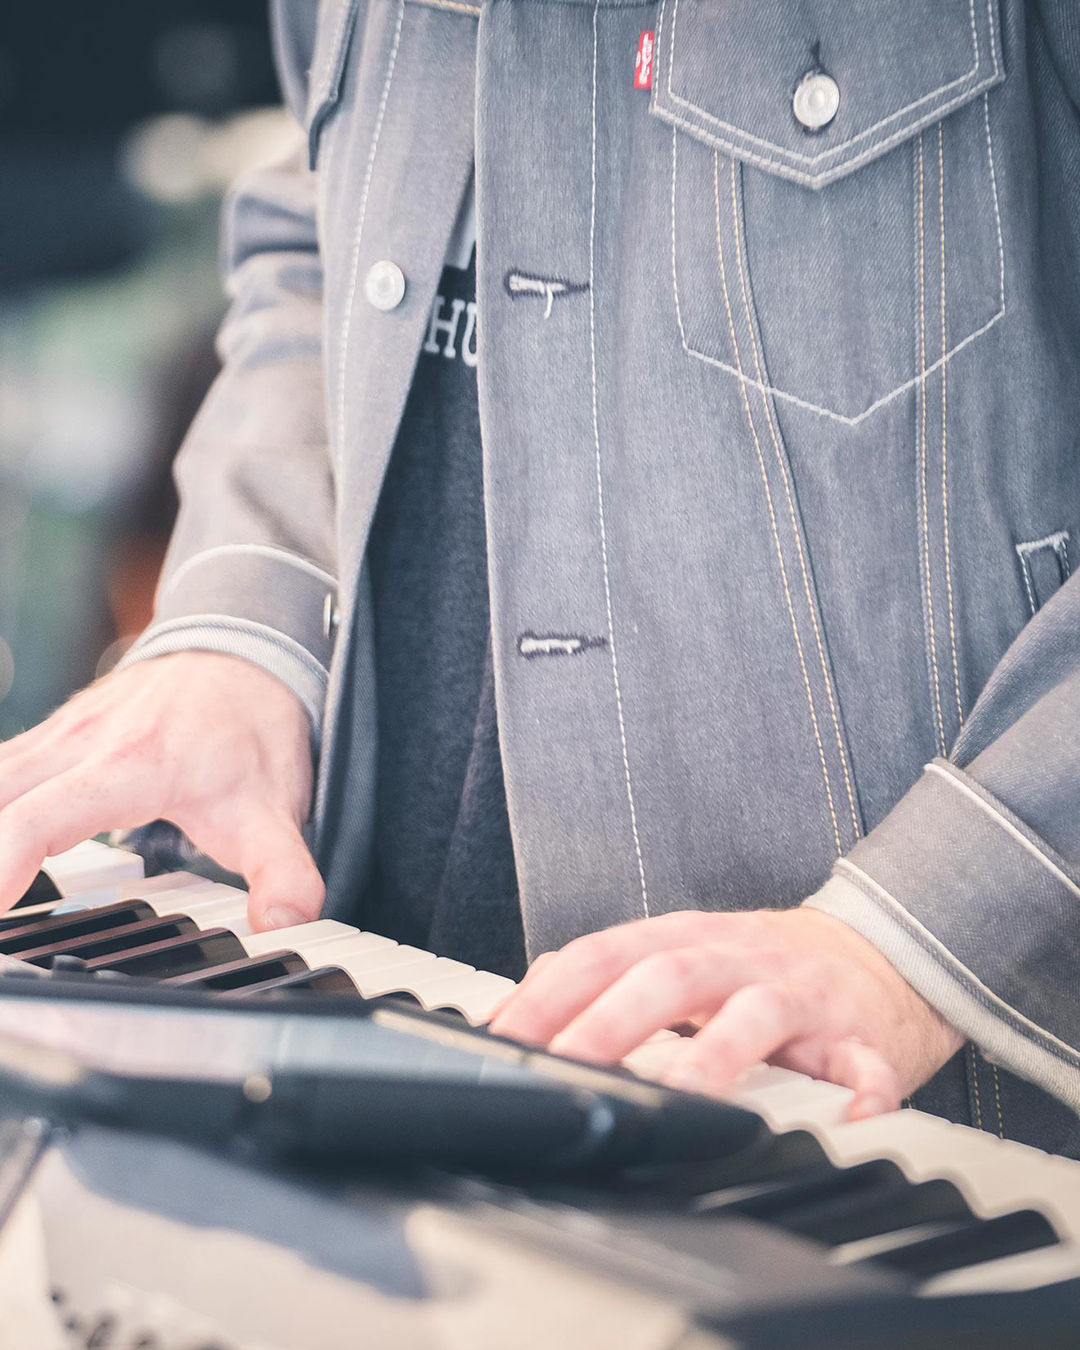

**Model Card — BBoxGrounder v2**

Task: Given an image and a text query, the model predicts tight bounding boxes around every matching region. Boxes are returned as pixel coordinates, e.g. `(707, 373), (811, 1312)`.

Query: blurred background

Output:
(0, 1), (293, 739)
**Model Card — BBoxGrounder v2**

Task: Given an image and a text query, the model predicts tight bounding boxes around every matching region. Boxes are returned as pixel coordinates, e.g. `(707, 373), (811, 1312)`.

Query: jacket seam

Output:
(705, 141), (843, 857)
(834, 859), (1080, 1075)
(727, 154), (861, 844)
(658, 0), (993, 174)
(334, 0), (406, 475)
(590, 0), (650, 917)
(160, 544), (338, 601)
(925, 762), (1080, 901)
(671, 90), (1005, 426)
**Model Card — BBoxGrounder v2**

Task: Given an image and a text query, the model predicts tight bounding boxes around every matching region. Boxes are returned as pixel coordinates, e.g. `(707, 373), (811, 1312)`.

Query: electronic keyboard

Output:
(0, 839), (1078, 1350)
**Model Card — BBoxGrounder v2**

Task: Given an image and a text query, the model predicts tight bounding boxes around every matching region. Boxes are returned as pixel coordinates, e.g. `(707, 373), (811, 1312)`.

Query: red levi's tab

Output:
(634, 31), (655, 90)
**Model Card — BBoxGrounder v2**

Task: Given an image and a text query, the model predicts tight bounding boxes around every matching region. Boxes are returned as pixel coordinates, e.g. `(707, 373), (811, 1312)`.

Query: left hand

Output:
(488, 907), (964, 1120)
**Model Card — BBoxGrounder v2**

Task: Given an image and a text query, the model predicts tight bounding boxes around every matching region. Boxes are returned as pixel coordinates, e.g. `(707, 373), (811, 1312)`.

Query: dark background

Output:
(0, 0), (286, 737)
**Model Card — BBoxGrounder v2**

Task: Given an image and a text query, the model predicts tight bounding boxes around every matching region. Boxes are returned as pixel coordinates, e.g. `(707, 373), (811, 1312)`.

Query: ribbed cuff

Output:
(155, 544), (338, 673)
(119, 617), (328, 742)
(805, 759), (1080, 1113)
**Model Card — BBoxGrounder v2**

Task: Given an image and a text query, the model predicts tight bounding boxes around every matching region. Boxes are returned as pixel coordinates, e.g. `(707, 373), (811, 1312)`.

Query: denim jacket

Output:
(124, 0), (1080, 1152)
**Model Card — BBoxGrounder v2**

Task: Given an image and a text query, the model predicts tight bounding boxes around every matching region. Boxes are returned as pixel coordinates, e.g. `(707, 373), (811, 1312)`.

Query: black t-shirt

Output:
(361, 212), (526, 981)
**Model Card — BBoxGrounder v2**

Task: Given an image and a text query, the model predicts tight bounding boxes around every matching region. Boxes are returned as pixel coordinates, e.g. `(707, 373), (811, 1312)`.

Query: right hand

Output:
(0, 652), (324, 932)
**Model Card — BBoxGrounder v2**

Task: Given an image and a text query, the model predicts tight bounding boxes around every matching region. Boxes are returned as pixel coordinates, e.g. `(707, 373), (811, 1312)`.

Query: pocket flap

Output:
(650, 0), (1004, 189)
(305, 0), (361, 168)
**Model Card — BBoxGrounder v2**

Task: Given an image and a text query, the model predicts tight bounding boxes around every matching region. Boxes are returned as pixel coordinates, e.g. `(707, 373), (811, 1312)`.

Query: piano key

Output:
(818, 1112), (1076, 1234)
(229, 966), (364, 998)
(841, 1208), (1059, 1280)
(16, 915), (204, 966)
(164, 952), (312, 990)
(412, 971), (522, 1025)
(729, 1076), (855, 1131)
(36, 840), (143, 898)
(920, 1237), (1080, 1295)
(765, 1172), (972, 1248)
(0, 887), (252, 958)
(0, 872), (220, 926)
(79, 928), (252, 978)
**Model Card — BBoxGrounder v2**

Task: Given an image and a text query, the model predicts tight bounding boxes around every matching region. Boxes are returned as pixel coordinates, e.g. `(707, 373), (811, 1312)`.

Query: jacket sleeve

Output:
(120, 0), (338, 736)
(806, 576), (1080, 1114)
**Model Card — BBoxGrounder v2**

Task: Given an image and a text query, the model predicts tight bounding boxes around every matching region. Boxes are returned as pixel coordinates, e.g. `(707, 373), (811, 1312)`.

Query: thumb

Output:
(240, 814), (325, 933)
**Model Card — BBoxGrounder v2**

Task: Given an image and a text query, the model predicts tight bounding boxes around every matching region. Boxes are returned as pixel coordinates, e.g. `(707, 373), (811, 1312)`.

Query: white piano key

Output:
(347, 955), (478, 1001)
(413, 971), (519, 1025)
(729, 1076), (854, 1130)
(42, 840), (143, 897)
(241, 921), (383, 960)
(8, 871), (214, 922)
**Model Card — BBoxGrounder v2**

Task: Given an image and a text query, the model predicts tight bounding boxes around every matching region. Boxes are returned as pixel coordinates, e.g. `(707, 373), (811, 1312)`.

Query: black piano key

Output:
(12, 871), (62, 908)
(773, 1175), (972, 1247)
(16, 915), (199, 966)
(702, 1161), (899, 1221)
(864, 1208), (1059, 1280)
(77, 928), (250, 978)
(163, 951), (312, 990)
(0, 900), (158, 952)
(230, 965), (365, 998)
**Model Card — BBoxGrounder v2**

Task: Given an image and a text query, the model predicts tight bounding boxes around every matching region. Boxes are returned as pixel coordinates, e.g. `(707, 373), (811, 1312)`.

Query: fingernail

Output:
(264, 905), (307, 930)
(666, 1064), (707, 1093)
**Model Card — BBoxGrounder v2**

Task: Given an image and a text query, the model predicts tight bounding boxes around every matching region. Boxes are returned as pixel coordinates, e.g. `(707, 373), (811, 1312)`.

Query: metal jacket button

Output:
(793, 72), (840, 131)
(322, 591), (340, 640)
(365, 260), (406, 311)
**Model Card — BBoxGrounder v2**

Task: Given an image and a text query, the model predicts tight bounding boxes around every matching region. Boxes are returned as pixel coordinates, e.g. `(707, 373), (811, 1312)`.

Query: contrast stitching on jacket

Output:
(160, 544), (338, 601)
(334, 0), (406, 469)
(667, 83), (1006, 423)
(834, 859), (1080, 1075)
(926, 762), (1080, 901)
(1018, 554), (1038, 616)
(710, 149), (842, 858)
(591, 0), (650, 917)
(967, 1042), (985, 1131)
(406, 0), (481, 15)
(916, 134), (947, 757)
(939, 123), (964, 735)
(659, 0), (992, 175)
(1016, 529), (1071, 617)
(128, 615), (330, 680)
(504, 271), (589, 319)
(518, 632), (607, 658)
(991, 1053), (1004, 1137)
(728, 158), (860, 846)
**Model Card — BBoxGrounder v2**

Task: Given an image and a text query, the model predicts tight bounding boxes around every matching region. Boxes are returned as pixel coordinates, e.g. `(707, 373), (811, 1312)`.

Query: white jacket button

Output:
(793, 72), (840, 131)
(365, 260), (406, 311)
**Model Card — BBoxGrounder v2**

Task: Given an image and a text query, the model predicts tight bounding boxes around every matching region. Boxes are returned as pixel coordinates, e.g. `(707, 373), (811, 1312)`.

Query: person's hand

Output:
(0, 653), (323, 932)
(489, 907), (964, 1119)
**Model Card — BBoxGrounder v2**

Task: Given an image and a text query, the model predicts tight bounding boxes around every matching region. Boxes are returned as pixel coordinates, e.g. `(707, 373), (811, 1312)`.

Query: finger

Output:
(546, 945), (754, 1064)
(0, 743), (82, 813)
(821, 1038), (901, 1119)
(489, 911), (722, 1043)
(663, 983), (802, 1096)
(485, 952), (555, 1027)
(236, 813), (324, 931)
(0, 722), (52, 766)
(0, 764), (160, 911)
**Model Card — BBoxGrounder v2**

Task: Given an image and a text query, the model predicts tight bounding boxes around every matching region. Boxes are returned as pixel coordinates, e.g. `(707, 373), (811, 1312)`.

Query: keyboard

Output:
(6, 840), (1080, 1329)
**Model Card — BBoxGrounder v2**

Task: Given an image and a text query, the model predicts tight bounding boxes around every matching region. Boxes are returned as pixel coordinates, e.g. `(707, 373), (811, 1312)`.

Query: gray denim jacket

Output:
(125, 0), (1080, 1151)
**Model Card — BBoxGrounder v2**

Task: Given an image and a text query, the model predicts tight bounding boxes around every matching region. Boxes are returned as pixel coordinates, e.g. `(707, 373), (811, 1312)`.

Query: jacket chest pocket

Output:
(651, 0), (1006, 426)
